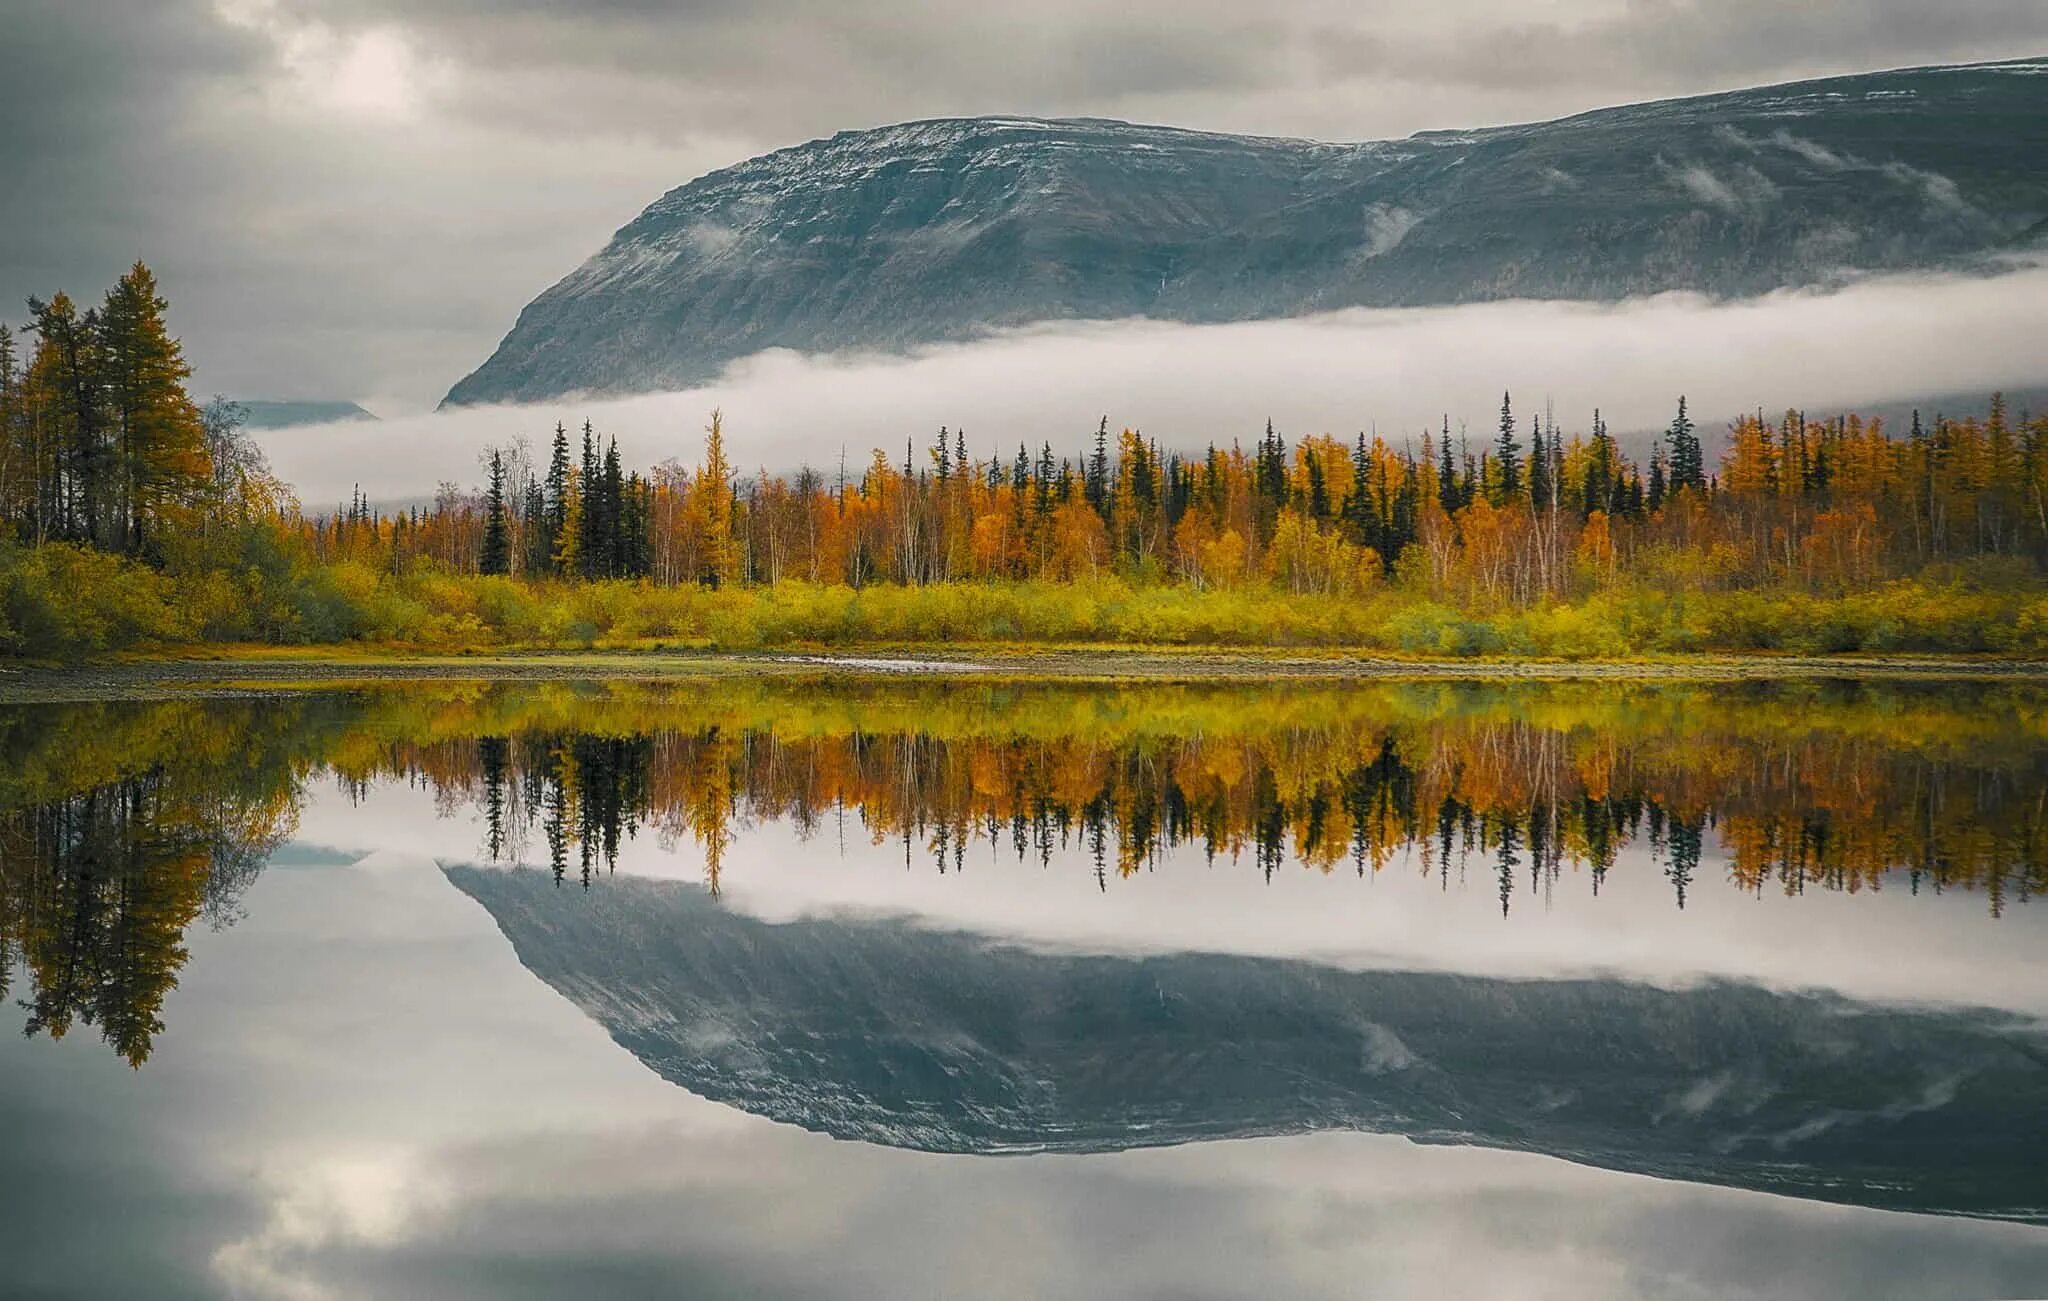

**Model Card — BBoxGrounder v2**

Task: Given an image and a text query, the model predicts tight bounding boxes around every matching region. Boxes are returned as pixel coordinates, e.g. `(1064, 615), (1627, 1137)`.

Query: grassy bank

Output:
(5, 542), (2047, 662)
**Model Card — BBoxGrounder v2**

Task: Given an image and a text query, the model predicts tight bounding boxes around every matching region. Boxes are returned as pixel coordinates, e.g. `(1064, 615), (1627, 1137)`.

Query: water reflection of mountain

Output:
(448, 867), (2048, 1223)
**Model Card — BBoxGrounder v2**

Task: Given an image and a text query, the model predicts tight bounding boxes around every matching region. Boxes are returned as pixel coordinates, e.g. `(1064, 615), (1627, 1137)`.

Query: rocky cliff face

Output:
(448, 866), (2048, 1221)
(444, 60), (2048, 406)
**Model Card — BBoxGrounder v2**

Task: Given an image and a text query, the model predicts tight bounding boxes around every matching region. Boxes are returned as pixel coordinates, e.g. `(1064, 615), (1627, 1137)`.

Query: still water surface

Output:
(2, 676), (2046, 1298)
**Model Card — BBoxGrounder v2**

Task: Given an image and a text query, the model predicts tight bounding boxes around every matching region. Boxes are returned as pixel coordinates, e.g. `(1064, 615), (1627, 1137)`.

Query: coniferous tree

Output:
(1305, 451), (1330, 520)
(98, 262), (208, 559)
(543, 422), (571, 571)
(578, 420), (600, 579)
(1529, 417), (1552, 511)
(1582, 409), (1618, 520)
(1346, 433), (1375, 545)
(1085, 416), (1111, 519)
(600, 436), (624, 578)
(1437, 417), (1459, 515)
(1668, 395), (1704, 493)
(554, 461), (584, 578)
(1494, 391), (1522, 501)
(480, 448), (510, 576)
(1255, 420), (1287, 513)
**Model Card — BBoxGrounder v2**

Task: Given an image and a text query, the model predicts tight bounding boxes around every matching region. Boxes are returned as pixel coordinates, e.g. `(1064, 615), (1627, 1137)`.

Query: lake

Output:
(3, 671), (2046, 1299)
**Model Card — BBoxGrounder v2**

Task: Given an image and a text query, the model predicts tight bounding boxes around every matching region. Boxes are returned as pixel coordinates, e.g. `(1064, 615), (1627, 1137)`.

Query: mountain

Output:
(234, 399), (378, 429)
(447, 866), (2048, 1222)
(445, 59), (2048, 406)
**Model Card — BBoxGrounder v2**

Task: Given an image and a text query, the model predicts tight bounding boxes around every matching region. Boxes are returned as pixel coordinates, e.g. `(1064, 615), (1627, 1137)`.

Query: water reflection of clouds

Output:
(3, 851), (2044, 1300)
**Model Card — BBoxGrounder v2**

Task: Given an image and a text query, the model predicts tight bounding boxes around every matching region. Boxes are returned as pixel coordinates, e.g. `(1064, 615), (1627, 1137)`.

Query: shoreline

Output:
(4, 646), (2047, 700)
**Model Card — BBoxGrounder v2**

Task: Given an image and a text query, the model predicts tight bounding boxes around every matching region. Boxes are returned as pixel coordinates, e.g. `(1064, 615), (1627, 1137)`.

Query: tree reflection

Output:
(0, 700), (304, 1066)
(364, 679), (2048, 916)
(2, 677), (2042, 1066)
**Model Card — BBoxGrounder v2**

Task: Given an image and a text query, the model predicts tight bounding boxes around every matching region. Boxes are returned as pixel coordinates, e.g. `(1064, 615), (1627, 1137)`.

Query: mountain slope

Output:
(447, 867), (2048, 1221)
(445, 59), (2048, 406)
(234, 399), (378, 429)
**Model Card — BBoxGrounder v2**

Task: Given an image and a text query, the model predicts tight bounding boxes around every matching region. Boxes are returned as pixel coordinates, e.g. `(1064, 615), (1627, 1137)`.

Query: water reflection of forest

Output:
(3, 678), (2045, 1063)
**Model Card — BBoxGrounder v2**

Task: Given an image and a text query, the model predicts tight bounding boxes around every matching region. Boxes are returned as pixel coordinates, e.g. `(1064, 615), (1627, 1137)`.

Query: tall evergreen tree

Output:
(1529, 416), (1552, 510)
(1345, 433), (1375, 544)
(1085, 416), (1111, 519)
(1437, 416), (1459, 515)
(1305, 449), (1329, 520)
(1583, 409), (1618, 519)
(1494, 392), (1522, 501)
(600, 436), (624, 578)
(1668, 395), (1704, 493)
(1255, 419), (1287, 509)
(543, 422), (571, 572)
(480, 448), (511, 575)
(578, 420), (601, 579)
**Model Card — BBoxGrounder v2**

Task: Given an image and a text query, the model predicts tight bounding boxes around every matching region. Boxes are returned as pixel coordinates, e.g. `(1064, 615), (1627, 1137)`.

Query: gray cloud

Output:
(1, 0), (2044, 412)
(1313, 0), (2048, 92)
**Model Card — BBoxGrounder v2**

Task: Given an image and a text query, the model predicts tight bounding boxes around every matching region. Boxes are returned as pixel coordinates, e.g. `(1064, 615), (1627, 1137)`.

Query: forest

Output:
(3, 264), (2048, 657)
(4, 677), (2042, 1064)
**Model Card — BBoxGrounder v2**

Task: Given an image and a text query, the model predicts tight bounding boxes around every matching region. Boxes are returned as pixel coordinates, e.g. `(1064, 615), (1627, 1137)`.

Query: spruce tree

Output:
(480, 448), (510, 575)
(578, 421), (600, 579)
(1085, 416), (1111, 519)
(1668, 396), (1703, 493)
(1346, 433), (1374, 545)
(1529, 417), (1551, 510)
(1494, 391), (1522, 501)
(1390, 464), (1419, 569)
(1255, 419), (1287, 508)
(601, 436), (624, 578)
(544, 422), (571, 571)
(1437, 417), (1459, 515)
(1583, 409), (1617, 519)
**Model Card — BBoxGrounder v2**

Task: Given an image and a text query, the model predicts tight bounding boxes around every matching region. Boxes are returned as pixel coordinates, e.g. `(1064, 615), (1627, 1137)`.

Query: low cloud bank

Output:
(261, 261), (2048, 507)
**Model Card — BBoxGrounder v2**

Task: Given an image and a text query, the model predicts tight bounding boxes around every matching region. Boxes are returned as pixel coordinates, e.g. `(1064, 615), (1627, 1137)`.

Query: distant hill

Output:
(448, 866), (2048, 1222)
(446, 58), (2048, 406)
(233, 399), (378, 429)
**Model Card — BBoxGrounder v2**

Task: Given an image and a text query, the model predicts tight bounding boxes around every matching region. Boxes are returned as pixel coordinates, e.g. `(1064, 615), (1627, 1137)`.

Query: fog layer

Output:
(257, 263), (2048, 506)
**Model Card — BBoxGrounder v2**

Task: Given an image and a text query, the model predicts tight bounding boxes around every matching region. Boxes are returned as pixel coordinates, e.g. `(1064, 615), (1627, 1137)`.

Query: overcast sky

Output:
(5, 0), (2046, 414)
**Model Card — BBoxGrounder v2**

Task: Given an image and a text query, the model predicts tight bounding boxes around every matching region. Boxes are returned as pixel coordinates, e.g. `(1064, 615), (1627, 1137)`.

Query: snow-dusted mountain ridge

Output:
(444, 59), (2048, 405)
